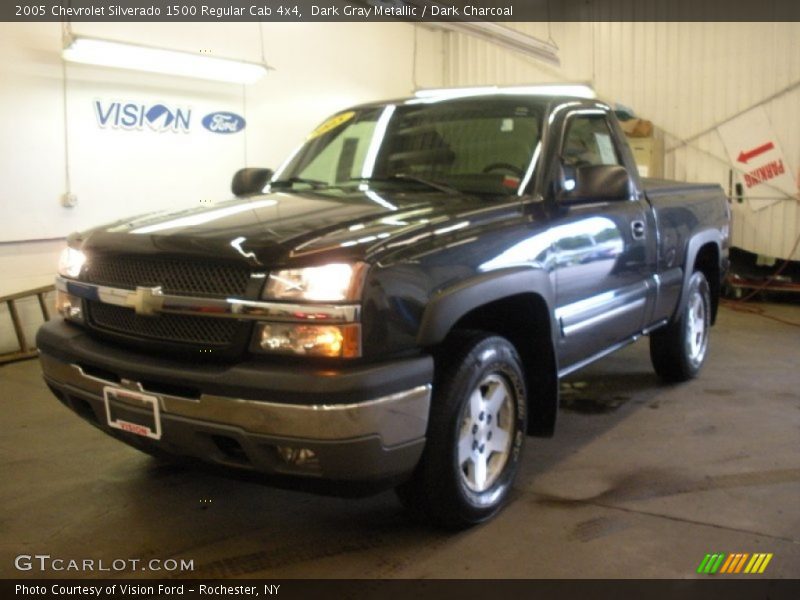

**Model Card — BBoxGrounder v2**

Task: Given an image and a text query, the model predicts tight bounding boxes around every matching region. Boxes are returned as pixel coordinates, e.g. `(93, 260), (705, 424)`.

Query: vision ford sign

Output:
(202, 111), (246, 134)
(94, 101), (191, 132)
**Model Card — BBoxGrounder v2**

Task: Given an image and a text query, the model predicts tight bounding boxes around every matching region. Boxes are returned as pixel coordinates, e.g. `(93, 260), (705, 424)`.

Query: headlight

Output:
(263, 263), (364, 302)
(58, 247), (86, 279)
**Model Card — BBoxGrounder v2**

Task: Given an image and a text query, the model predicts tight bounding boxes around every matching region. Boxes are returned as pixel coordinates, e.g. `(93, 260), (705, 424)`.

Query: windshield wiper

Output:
(354, 174), (460, 195)
(269, 176), (329, 190)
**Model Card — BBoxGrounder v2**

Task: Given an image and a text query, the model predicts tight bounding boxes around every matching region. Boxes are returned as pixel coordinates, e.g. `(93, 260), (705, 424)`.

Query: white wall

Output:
(0, 21), (443, 353)
(441, 22), (800, 261)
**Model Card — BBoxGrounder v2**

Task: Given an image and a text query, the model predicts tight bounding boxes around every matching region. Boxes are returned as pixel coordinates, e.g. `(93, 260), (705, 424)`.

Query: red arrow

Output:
(737, 142), (774, 164)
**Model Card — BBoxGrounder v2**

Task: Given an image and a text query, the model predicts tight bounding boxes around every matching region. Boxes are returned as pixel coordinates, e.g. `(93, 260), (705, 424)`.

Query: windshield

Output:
(273, 98), (544, 196)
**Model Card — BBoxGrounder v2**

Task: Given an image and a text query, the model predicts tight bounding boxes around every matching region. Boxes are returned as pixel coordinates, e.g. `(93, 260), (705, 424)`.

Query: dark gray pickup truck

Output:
(38, 86), (730, 528)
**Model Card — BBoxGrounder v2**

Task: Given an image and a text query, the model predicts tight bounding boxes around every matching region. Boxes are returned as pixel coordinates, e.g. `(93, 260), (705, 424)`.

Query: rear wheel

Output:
(396, 332), (527, 529)
(650, 270), (711, 382)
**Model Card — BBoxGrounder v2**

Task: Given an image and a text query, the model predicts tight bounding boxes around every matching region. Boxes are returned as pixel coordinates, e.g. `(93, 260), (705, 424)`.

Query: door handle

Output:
(631, 220), (646, 240)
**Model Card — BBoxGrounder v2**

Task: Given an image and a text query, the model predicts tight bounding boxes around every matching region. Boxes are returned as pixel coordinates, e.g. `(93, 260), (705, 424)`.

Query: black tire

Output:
(396, 331), (527, 529)
(650, 270), (711, 382)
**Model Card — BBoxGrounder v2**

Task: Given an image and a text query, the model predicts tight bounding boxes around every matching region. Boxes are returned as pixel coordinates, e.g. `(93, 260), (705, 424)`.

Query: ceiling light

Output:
(62, 36), (269, 84)
(431, 21), (560, 67)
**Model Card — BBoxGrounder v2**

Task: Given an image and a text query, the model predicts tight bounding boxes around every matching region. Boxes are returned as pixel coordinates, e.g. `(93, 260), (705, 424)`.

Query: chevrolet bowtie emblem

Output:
(125, 286), (164, 316)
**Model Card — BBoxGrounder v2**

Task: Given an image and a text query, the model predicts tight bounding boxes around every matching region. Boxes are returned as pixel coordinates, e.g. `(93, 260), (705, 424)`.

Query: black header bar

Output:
(4, 0), (800, 22)
(4, 579), (800, 600)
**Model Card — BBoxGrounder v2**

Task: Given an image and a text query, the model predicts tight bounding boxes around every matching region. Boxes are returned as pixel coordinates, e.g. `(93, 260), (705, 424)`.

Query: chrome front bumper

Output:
(40, 353), (431, 447)
(37, 320), (433, 483)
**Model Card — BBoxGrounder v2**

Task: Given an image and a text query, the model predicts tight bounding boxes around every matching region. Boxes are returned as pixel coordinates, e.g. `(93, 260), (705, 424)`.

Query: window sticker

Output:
(501, 118), (514, 132)
(594, 132), (617, 165)
(307, 111), (356, 140)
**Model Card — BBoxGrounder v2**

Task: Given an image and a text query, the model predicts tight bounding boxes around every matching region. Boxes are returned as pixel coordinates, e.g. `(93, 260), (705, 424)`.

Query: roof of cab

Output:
(346, 84), (602, 111)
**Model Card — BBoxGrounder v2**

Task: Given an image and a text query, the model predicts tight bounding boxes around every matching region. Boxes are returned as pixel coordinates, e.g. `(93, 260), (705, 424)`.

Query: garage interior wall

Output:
(440, 22), (800, 262)
(0, 21), (443, 353)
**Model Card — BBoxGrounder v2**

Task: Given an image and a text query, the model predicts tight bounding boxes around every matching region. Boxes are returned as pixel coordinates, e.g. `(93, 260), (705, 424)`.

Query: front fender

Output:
(416, 266), (559, 437)
(416, 266), (557, 347)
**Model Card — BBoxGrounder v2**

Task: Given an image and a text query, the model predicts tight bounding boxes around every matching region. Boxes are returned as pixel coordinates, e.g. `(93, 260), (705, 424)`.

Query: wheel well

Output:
(693, 243), (720, 324)
(439, 293), (558, 437)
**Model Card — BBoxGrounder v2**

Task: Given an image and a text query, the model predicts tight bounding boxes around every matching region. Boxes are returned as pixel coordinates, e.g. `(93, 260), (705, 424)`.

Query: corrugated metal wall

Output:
(439, 22), (800, 260)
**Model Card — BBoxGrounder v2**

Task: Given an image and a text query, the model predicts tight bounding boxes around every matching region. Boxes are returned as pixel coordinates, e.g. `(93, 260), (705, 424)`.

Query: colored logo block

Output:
(697, 553), (773, 575)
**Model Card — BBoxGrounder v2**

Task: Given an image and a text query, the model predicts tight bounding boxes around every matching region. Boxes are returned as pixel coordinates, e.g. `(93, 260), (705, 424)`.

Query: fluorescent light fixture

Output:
(413, 84), (596, 102)
(431, 21), (560, 67)
(63, 36), (269, 84)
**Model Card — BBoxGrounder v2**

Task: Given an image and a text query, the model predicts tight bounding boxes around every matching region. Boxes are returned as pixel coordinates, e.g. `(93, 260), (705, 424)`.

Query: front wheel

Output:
(650, 270), (711, 382)
(396, 332), (527, 529)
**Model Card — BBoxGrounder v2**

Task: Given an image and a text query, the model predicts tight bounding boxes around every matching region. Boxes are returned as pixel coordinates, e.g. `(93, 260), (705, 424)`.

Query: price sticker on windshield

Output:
(307, 111), (356, 140)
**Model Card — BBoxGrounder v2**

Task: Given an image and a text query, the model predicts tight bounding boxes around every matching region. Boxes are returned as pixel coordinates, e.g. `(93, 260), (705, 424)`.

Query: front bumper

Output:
(37, 320), (433, 484)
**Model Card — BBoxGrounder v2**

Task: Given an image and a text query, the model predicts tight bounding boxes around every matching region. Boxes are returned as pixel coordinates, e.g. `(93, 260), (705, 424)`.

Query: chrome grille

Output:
(88, 301), (241, 347)
(82, 255), (251, 297)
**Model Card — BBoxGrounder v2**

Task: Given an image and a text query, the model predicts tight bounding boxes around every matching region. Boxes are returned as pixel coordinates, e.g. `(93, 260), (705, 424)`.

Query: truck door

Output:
(549, 110), (655, 370)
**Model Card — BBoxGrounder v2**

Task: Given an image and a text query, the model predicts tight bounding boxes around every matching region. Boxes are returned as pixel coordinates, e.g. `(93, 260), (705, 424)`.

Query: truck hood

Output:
(78, 189), (524, 268)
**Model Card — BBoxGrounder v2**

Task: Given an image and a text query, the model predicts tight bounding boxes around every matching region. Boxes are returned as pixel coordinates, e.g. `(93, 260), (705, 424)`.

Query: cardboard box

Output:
(620, 118), (653, 138)
(627, 135), (664, 178)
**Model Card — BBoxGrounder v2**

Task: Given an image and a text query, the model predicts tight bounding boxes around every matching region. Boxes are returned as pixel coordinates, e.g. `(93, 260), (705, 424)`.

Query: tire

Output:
(396, 331), (527, 529)
(650, 270), (711, 382)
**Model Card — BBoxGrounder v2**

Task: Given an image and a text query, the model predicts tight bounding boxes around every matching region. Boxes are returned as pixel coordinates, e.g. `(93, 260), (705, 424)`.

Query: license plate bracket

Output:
(103, 386), (162, 440)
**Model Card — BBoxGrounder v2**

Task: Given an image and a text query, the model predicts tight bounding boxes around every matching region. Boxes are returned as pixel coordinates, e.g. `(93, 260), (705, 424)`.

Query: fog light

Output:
(253, 323), (361, 358)
(276, 446), (318, 469)
(55, 290), (83, 322)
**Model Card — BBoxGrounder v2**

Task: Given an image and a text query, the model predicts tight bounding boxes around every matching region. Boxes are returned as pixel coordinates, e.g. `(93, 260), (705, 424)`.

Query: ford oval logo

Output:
(201, 111), (246, 134)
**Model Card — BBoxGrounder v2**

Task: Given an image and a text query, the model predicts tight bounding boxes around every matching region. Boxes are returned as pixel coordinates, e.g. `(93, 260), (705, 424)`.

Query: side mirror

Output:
(559, 164), (631, 203)
(231, 168), (273, 197)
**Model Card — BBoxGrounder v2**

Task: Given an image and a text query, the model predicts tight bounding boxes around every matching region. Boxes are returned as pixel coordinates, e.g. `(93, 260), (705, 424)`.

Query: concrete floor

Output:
(1, 303), (799, 579)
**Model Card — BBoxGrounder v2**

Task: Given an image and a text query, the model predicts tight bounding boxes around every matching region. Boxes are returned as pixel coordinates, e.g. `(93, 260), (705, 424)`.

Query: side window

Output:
(562, 115), (621, 168)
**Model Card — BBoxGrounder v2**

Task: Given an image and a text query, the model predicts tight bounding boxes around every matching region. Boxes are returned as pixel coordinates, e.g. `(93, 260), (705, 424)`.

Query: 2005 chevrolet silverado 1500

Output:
(38, 86), (730, 528)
